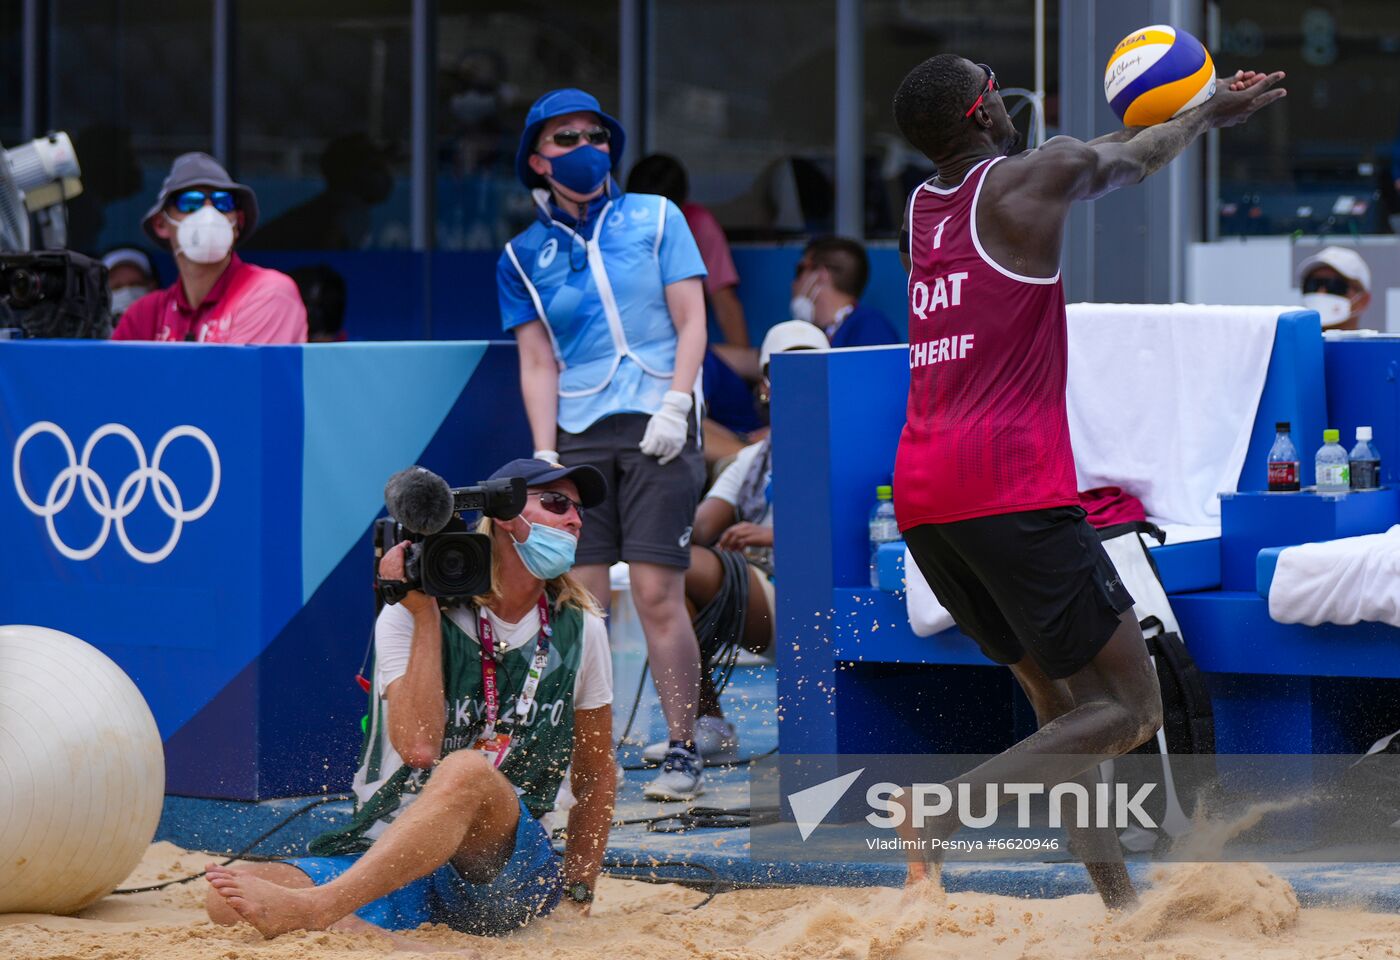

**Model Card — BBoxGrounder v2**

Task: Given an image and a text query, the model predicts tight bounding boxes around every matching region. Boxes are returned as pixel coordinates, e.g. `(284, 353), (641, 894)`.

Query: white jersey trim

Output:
(968, 156), (1060, 285)
(919, 158), (995, 196)
(904, 184), (919, 308)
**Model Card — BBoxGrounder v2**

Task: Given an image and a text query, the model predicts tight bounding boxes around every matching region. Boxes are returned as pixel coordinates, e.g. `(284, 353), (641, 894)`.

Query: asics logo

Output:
(12, 422), (221, 563)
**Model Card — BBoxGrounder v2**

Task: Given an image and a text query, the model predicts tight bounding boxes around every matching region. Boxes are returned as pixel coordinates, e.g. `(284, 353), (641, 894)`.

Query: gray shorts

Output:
(558, 412), (704, 569)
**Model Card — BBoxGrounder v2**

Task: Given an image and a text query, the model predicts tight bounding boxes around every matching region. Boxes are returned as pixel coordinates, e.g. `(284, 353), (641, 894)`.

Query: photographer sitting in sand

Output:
(204, 458), (614, 939)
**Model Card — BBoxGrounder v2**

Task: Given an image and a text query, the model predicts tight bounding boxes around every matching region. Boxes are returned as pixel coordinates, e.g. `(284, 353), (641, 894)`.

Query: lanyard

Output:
(476, 596), (552, 740)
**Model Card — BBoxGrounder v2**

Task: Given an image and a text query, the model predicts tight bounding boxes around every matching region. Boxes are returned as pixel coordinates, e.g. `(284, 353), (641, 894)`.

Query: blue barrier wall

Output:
(1, 340), (530, 798)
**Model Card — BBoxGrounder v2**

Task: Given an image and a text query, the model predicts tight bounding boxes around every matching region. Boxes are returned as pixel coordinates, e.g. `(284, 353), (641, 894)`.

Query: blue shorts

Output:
(285, 797), (562, 936)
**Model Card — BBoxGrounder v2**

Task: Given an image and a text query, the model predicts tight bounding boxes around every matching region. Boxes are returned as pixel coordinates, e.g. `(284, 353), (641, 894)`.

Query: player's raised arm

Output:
(1013, 70), (1286, 206)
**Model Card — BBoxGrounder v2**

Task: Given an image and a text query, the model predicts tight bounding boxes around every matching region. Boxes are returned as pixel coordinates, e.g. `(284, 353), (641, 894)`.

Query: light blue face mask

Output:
(512, 521), (578, 580)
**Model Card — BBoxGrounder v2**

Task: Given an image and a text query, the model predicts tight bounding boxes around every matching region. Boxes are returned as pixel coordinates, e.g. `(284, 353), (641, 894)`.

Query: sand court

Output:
(3, 841), (1398, 960)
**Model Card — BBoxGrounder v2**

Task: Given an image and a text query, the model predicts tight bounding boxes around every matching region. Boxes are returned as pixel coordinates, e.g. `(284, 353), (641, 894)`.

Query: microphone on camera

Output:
(384, 466), (455, 535)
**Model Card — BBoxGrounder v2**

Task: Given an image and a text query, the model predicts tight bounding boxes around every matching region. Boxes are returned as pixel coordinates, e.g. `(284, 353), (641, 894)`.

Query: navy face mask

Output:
(543, 145), (612, 195)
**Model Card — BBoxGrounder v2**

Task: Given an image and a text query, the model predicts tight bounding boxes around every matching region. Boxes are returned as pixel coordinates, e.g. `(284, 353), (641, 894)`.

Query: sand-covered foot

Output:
(205, 866), (333, 938)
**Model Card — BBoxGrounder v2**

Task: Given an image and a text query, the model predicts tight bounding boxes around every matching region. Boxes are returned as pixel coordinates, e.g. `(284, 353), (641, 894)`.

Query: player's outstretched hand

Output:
(1227, 69), (1268, 91)
(1204, 69), (1286, 128)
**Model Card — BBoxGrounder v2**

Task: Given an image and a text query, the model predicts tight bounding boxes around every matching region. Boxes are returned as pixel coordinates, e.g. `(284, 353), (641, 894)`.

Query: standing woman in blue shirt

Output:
(497, 89), (711, 801)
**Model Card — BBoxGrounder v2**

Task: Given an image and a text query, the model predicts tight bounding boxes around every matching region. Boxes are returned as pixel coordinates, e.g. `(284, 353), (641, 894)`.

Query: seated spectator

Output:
(794, 235), (899, 348)
(1298, 246), (1372, 331)
(102, 247), (157, 318)
(641, 321), (829, 765)
(289, 264), (349, 342)
(112, 153), (307, 343)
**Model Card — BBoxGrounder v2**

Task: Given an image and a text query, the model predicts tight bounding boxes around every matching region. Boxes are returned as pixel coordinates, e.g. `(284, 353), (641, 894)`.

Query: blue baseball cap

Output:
(488, 458), (608, 509)
(515, 88), (626, 190)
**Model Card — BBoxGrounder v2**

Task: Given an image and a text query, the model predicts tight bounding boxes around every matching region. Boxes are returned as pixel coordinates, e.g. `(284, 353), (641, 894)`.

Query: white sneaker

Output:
(643, 746), (705, 802)
(641, 716), (740, 766)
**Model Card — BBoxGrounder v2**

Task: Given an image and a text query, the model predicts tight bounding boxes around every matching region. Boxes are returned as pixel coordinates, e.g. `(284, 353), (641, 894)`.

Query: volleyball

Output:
(1104, 24), (1216, 126)
(0, 625), (164, 914)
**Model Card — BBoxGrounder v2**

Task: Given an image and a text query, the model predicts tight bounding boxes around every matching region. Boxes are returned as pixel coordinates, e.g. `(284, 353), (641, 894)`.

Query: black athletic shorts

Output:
(903, 505), (1135, 680)
(557, 412), (705, 569)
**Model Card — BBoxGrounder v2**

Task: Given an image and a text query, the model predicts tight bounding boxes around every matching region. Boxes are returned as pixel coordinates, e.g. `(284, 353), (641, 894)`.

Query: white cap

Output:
(1357, 426), (1372, 442)
(101, 246), (155, 277)
(1298, 246), (1371, 293)
(760, 320), (829, 371)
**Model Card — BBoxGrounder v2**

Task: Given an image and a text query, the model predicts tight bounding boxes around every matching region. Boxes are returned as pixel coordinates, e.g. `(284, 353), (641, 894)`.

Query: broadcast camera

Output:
(0, 131), (112, 340)
(373, 466), (526, 607)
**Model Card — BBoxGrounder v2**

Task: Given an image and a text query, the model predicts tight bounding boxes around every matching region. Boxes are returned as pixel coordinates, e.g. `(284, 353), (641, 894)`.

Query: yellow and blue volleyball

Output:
(1104, 24), (1216, 126)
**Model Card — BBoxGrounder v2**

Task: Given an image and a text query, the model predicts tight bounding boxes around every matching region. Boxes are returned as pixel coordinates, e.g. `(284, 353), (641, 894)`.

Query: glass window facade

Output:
(863, 0), (1058, 239)
(646, 0), (836, 241)
(48, 0), (213, 255)
(435, 0), (618, 251)
(0, 1), (20, 147)
(1216, 0), (1400, 236)
(235, 1), (411, 251)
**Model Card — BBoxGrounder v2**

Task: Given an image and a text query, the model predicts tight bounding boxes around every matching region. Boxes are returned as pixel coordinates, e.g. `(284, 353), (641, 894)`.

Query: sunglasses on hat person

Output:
(1301, 274), (1351, 297)
(543, 126), (611, 149)
(168, 189), (238, 215)
(531, 490), (584, 516)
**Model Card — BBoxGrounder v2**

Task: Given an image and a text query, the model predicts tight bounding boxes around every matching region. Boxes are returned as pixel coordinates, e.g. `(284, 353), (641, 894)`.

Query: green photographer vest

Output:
(309, 599), (584, 857)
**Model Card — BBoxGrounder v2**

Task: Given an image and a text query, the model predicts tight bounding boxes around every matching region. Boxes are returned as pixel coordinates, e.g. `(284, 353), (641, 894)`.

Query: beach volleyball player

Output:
(890, 56), (1285, 907)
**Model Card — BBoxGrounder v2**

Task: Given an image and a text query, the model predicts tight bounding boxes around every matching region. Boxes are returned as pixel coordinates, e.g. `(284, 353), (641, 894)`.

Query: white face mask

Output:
(109, 285), (150, 315)
(168, 205), (235, 264)
(789, 293), (815, 325)
(1302, 292), (1355, 329)
(790, 273), (821, 325)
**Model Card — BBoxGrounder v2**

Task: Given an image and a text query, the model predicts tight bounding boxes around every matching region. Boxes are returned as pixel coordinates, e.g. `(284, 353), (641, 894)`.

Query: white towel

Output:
(1268, 525), (1400, 628)
(1067, 303), (1280, 528)
(904, 545), (956, 637)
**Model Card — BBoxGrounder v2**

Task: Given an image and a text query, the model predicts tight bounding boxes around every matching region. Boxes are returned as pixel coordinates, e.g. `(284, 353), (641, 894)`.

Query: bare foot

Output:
(205, 865), (334, 938)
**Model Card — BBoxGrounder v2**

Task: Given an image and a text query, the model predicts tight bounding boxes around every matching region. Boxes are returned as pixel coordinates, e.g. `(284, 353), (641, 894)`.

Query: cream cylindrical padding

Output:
(0, 625), (164, 914)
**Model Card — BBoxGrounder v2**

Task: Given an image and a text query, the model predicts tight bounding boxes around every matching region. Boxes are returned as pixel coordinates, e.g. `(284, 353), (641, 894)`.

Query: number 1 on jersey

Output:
(932, 215), (951, 249)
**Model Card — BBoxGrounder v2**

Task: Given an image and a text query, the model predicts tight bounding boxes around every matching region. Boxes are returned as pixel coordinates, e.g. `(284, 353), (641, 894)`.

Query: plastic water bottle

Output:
(1349, 427), (1381, 491)
(1266, 421), (1300, 492)
(868, 485), (900, 588)
(1315, 429), (1350, 493)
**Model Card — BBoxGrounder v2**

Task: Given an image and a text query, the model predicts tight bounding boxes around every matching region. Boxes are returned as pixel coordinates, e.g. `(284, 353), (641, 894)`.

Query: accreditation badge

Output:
(471, 731), (513, 769)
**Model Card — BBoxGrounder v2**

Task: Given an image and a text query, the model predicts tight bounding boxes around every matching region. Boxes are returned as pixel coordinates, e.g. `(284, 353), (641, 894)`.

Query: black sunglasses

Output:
(170, 189), (237, 214)
(964, 63), (998, 119)
(544, 127), (611, 149)
(533, 490), (583, 515)
(1302, 275), (1350, 297)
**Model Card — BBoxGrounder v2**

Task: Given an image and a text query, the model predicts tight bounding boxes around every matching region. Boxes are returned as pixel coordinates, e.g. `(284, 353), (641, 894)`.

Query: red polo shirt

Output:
(112, 254), (307, 344)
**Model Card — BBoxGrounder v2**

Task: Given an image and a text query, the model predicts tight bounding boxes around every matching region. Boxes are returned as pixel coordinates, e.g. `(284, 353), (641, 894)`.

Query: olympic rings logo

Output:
(12, 422), (221, 564)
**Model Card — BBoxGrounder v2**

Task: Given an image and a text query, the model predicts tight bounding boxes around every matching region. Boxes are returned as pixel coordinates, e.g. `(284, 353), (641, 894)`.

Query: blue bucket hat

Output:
(515, 88), (626, 190)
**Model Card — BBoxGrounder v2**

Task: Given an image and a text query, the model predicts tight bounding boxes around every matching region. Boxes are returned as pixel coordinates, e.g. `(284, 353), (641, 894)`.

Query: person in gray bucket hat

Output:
(112, 152), (305, 343)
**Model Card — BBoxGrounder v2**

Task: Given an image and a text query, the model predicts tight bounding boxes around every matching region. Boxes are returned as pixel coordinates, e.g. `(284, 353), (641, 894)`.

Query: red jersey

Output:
(893, 156), (1078, 530)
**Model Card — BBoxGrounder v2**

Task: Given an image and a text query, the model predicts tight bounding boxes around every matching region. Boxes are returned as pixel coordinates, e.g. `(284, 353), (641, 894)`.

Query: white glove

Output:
(639, 390), (692, 465)
(533, 449), (560, 464)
